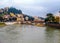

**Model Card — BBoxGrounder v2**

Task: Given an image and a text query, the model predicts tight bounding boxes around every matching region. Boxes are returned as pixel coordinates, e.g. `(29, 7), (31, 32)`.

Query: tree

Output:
(8, 7), (22, 14)
(45, 13), (55, 22)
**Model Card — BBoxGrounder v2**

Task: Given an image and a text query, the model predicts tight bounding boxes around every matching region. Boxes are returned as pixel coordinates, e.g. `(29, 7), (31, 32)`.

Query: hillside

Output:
(0, 7), (44, 21)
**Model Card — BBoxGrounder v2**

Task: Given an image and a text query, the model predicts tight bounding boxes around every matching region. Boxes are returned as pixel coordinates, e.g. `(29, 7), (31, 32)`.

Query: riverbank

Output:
(46, 22), (60, 28)
(0, 21), (45, 27)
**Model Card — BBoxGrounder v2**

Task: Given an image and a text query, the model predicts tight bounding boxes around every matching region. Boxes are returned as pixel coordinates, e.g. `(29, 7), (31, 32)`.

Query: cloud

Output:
(0, 0), (13, 8)
(22, 6), (45, 10)
(15, 5), (48, 17)
(0, 0), (60, 17)
(0, 0), (7, 5)
(13, 0), (35, 5)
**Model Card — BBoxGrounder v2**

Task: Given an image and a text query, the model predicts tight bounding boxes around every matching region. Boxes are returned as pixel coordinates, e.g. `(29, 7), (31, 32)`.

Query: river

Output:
(0, 24), (60, 43)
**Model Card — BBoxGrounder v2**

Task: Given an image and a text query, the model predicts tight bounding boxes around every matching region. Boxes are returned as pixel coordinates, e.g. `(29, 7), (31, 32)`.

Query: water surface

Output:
(0, 25), (60, 43)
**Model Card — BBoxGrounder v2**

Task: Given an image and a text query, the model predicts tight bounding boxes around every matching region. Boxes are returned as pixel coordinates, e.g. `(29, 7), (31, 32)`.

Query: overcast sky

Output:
(0, 0), (60, 17)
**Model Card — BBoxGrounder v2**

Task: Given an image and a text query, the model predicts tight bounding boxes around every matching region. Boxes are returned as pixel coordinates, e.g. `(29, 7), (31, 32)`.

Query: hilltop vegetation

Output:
(0, 7), (22, 14)
(8, 7), (22, 14)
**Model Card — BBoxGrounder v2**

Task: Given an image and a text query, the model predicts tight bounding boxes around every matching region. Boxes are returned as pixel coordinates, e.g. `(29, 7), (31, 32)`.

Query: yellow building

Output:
(10, 13), (15, 17)
(54, 16), (59, 23)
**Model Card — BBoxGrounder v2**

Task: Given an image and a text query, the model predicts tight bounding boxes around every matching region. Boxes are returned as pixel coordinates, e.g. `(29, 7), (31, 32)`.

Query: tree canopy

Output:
(45, 13), (55, 22)
(8, 7), (22, 14)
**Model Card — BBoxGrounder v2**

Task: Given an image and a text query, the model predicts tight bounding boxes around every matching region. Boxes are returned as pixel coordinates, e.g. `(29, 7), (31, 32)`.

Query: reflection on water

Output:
(45, 27), (60, 43)
(0, 25), (60, 43)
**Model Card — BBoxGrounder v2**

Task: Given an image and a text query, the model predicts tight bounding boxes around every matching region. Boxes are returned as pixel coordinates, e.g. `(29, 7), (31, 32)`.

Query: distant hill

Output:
(0, 7), (44, 21)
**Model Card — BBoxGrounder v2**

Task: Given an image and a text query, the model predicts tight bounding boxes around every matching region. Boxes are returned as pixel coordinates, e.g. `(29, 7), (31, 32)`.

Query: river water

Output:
(0, 24), (60, 43)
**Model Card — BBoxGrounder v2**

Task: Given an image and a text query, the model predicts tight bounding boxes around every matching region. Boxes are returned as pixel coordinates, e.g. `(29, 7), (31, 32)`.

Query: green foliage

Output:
(45, 13), (55, 22)
(0, 7), (22, 15)
(0, 14), (4, 17)
(46, 13), (53, 17)
(8, 7), (22, 14)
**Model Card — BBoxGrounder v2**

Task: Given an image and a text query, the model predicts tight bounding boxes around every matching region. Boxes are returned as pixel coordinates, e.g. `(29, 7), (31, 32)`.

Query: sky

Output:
(0, 0), (60, 17)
